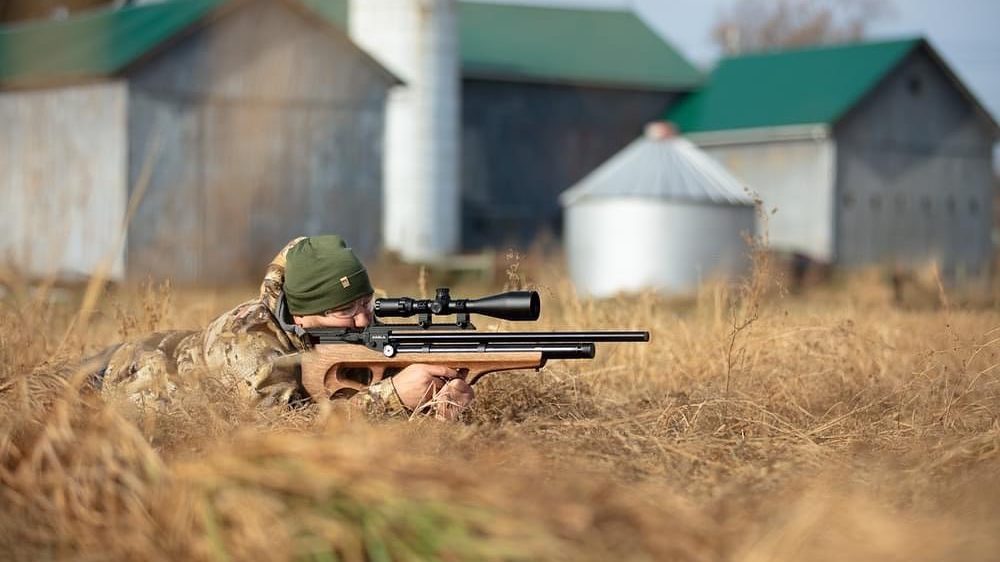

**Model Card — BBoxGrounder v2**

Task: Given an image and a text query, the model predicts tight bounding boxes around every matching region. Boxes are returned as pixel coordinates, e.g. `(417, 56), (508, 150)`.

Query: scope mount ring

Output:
(418, 312), (433, 328)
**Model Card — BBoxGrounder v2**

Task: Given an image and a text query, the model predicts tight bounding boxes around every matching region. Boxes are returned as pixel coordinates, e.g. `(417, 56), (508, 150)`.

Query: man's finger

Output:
(442, 378), (473, 394)
(433, 380), (475, 421)
(437, 379), (474, 404)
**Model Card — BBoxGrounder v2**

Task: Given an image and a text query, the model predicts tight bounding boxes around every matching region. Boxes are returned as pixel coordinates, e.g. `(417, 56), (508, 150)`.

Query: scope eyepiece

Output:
(375, 288), (540, 322)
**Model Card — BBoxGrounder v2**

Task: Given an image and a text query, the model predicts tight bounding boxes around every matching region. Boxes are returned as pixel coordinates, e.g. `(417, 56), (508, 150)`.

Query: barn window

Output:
(842, 192), (855, 208)
(921, 196), (932, 215)
(870, 195), (882, 212)
(908, 76), (923, 96)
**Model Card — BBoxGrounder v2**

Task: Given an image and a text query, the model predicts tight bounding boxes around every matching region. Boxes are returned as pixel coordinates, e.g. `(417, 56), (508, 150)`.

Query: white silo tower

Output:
(560, 123), (756, 297)
(349, 0), (460, 261)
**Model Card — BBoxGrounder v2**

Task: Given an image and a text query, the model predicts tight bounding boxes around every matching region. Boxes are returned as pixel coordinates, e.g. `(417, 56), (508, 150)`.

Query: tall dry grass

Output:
(2, 255), (1000, 561)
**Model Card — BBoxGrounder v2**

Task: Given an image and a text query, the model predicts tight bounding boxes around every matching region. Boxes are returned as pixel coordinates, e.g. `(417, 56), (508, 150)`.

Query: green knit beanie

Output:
(284, 235), (374, 315)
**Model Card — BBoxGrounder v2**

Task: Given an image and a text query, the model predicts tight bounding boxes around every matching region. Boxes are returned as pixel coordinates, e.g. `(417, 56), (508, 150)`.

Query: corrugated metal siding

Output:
(566, 198), (754, 296)
(126, 91), (204, 281)
(461, 79), (675, 250)
(702, 138), (836, 261)
(834, 50), (995, 274)
(0, 82), (126, 280)
(125, 0), (389, 283)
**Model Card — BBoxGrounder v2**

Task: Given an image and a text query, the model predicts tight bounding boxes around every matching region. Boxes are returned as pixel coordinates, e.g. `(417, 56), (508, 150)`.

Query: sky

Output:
(488, 0), (1000, 129)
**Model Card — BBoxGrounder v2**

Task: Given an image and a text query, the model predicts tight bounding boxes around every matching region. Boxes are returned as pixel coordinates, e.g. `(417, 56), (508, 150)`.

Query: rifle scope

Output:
(374, 288), (540, 321)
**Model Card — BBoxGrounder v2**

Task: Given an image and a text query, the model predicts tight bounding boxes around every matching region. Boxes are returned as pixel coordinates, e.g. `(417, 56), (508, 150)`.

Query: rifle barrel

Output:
(386, 331), (649, 344)
(394, 342), (596, 359)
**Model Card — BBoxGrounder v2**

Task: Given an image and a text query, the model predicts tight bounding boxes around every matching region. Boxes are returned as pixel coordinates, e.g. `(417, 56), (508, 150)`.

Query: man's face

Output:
(293, 295), (373, 329)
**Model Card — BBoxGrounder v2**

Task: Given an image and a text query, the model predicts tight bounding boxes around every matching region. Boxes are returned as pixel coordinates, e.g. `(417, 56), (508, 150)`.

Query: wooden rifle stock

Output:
(300, 345), (545, 400)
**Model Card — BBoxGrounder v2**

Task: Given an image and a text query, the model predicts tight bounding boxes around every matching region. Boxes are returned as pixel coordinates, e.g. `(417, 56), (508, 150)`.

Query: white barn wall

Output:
(125, 0), (393, 283)
(700, 138), (837, 261)
(566, 198), (754, 296)
(0, 82), (127, 280)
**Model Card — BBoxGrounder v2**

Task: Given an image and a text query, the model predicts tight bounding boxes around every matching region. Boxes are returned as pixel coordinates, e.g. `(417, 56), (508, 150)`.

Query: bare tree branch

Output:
(712, 0), (896, 55)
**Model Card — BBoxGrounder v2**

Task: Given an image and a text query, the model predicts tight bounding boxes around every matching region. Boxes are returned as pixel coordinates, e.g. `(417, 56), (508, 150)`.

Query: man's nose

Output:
(354, 310), (371, 328)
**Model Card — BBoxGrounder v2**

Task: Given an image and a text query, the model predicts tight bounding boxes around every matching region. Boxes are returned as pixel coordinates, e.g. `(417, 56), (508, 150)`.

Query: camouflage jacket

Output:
(96, 239), (407, 417)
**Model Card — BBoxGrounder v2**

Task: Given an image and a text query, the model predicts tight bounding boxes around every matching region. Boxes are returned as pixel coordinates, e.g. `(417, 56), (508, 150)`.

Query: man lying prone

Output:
(91, 236), (473, 419)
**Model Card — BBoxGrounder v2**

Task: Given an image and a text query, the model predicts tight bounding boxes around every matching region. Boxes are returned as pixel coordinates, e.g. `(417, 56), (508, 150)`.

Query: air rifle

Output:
(278, 288), (649, 401)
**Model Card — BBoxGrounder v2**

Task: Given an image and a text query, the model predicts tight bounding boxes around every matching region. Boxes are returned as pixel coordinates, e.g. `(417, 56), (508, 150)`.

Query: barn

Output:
(667, 38), (999, 277)
(321, 0), (702, 252)
(0, 0), (398, 283)
(455, 2), (701, 250)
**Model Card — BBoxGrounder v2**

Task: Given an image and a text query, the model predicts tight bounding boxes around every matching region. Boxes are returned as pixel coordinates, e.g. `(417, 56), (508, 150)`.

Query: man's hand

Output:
(433, 378), (475, 421)
(390, 364), (475, 419)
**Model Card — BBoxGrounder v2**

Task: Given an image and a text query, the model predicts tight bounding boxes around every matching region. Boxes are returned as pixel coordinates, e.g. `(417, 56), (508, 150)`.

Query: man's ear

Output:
(275, 291), (308, 336)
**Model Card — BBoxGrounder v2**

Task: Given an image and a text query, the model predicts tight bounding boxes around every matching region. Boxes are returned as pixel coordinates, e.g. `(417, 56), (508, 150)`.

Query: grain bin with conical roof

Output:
(560, 123), (756, 297)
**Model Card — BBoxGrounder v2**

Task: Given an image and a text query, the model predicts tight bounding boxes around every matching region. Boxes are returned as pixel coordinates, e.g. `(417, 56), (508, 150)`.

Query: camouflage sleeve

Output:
(348, 379), (410, 419)
(248, 356), (304, 407)
(259, 237), (307, 311)
(195, 301), (306, 407)
(193, 332), (301, 407)
(99, 330), (198, 408)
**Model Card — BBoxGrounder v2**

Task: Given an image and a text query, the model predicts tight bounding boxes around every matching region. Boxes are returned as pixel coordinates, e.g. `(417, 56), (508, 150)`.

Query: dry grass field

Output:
(2, 252), (1000, 561)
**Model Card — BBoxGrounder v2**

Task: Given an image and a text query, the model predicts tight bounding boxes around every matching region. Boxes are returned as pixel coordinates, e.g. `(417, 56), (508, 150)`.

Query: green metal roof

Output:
(1, 0), (699, 91)
(667, 38), (923, 133)
(457, 2), (700, 89)
(298, 0), (347, 29)
(320, 0), (699, 89)
(288, 0), (703, 90)
(0, 0), (225, 86)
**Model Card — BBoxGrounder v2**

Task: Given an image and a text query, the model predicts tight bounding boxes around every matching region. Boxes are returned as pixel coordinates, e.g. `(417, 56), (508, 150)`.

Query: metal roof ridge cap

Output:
(687, 124), (830, 147)
(461, 0), (632, 16)
(460, 70), (701, 91)
(715, 35), (924, 63)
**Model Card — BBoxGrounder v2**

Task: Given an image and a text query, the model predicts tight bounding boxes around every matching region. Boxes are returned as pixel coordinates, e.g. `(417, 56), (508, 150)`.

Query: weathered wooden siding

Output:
(461, 80), (676, 249)
(834, 49), (996, 274)
(701, 136), (837, 261)
(0, 82), (127, 280)
(127, 0), (390, 283)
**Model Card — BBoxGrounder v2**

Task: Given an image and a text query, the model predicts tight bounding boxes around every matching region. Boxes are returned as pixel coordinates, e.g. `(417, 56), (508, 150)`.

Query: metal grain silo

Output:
(560, 123), (756, 297)
(349, 0), (460, 261)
